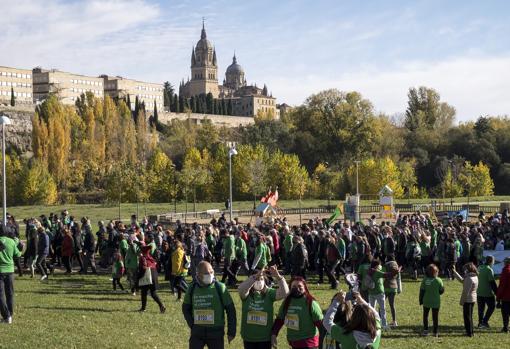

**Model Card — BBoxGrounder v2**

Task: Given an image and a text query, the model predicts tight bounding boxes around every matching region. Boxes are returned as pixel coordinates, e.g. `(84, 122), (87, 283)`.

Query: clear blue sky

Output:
(1, 0), (509, 121)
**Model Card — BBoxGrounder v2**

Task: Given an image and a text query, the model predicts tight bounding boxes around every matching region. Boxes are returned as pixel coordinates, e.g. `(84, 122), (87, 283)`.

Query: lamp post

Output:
(448, 160), (454, 206)
(170, 163), (177, 214)
(354, 160), (360, 222)
(0, 114), (12, 228)
(227, 142), (237, 222)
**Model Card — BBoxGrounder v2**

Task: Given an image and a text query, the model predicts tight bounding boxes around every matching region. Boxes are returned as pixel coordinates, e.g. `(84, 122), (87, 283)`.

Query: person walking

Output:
(496, 256), (510, 333)
(271, 277), (323, 349)
(453, 263), (478, 337)
(137, 243), (166, 313)
(0, 231), (21, 324)
(420, 264), (444, 337)
(238, 265), (289, 349)
(36, 227), (49, 281)
(171, 241), (189, 301)
(61, 228), (74, 274)
(125, 236), (140, 296)
(82, 218), (97, 274)
(112, 252), (125, 291)
(384, 259), (401, 327)
(182, 261), (237, 349)
(477, 255), (497, 329)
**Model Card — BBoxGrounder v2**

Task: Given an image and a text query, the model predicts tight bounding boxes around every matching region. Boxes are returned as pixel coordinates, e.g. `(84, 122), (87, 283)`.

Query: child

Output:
(420, 264), (444, 337)
(112, 252), (125, 291)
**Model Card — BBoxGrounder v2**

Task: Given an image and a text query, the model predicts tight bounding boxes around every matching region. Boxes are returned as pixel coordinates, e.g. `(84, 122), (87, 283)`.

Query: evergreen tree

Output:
(190, 96), (197, 113)
(10, 87), (15, 106)
(212, 99), (217, 114)
(206, 92), (214, 114)
(126, 94), (132, 110)
(218, 99), (223, 115)
(134, 96), (140, 124)
(173, 94), (179, 112)
(153, 101), (158, 125)
(179, 95), (185, 112)
(227, 99), (233, 115)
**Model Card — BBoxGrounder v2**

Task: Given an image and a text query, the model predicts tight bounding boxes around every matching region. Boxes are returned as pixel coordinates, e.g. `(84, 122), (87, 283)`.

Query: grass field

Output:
(1, 271), (509, 348)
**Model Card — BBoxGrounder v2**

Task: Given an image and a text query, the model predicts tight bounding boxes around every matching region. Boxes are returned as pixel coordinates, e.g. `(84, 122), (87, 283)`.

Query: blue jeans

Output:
(0, 273), (14, 320)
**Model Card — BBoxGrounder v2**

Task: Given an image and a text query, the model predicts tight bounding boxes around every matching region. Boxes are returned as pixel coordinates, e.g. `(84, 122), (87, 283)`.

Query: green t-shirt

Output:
(206, 234), (216, 251)
(255, 243), (268, 269)
(283, 234), (293, 253)
(183, 281), (233, 328)
(357, 263), (370, 291)
(477, 265), (495, 297)
(223, 236), (235, 261)
(336, 238), (346, 258)
(369, 267), (385, 296)
(125, 244), (140, 270)
(235, 238), (247, 260)
(419, 241), (431, 257)
(119, 239), (129, 257)
(277, 297), (323, 342)
(420, 277), (444, 309)
(0, 237), (21, 273)
(331, 319), (381, 349)
(241, 288), (277, 342)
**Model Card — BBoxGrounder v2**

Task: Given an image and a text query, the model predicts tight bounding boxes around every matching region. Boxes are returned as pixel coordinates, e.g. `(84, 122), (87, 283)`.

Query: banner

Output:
(483, 250), (510, 275)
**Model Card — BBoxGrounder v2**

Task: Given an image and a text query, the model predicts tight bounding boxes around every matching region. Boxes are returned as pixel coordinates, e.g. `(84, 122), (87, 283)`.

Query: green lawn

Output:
(1, 272), (509, 348)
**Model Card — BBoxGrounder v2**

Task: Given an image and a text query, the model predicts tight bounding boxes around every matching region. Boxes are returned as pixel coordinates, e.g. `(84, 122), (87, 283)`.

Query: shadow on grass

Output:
(26, 305), (116, 313)
(382, 325), (501, 338)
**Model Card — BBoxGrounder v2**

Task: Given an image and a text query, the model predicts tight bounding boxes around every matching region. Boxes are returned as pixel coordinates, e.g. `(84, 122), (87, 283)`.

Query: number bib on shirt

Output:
(246, 310), (268, 326)
(284, 314), (299, 330)
(194, 309), (214, 325)
(323, 333), (336, 349)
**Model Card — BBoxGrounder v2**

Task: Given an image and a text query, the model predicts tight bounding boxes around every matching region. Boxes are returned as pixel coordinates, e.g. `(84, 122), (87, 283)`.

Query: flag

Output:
(268, 188), (279, 207)
(326, 201), (344, 225)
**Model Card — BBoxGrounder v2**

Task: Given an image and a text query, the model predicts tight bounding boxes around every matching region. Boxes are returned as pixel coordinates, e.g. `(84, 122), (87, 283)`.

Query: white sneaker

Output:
(390, 321), (398, 327)
(6, 317), (12, 324)
(40, 275), (48, 281)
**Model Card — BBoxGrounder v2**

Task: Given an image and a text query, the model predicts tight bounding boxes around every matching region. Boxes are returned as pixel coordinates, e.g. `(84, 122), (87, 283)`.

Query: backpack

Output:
(189, 281), (225, 311)
(362, 271), (375, 290)
(181, 252), (191, 269)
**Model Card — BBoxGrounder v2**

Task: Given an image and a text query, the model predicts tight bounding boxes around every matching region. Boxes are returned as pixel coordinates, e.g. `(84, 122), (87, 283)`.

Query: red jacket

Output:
(497, 264), (510, 301)
(62, 234), (74, 257)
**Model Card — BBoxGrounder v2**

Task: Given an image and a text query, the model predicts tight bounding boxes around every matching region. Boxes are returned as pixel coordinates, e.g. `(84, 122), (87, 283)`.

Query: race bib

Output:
(284, 314), (299, 331)
(246, 311), (268, 326)
(194, 309), (214, 325)
(323, 333), (336, 349)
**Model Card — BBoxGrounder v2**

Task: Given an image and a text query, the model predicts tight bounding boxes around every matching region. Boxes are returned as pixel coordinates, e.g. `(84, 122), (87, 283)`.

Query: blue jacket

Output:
(37, 231), (49, 255)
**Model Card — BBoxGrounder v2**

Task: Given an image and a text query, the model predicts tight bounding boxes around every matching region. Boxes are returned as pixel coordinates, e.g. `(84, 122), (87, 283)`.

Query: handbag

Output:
(138, 268), (153, 286)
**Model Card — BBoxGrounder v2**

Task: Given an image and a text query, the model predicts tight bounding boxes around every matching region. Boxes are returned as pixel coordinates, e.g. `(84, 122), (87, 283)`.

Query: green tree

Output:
(20, 160), (58, 204)
(179, 147), (212, 212)
(10, 87), (15, 106)
(233, 144), (270, 207)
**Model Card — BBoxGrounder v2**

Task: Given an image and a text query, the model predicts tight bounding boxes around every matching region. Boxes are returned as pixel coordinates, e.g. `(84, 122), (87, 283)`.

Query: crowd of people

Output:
(1, 209), (510, 348)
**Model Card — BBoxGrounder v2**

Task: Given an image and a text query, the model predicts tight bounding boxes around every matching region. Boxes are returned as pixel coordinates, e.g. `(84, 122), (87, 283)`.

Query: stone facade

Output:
(32, 68), (104, 105)
(0, 105), (34, 154)
(0, 66), (33, 105)
(158, 111), (254, 127)
(102, 75), (164, 111)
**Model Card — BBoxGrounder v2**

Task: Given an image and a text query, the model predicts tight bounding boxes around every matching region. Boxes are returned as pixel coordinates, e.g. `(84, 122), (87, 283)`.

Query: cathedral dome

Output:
(226, 54), (244, 74)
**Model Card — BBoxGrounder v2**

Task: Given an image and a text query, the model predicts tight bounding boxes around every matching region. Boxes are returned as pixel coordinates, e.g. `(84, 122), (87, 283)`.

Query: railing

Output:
(153, 203), (504, 224)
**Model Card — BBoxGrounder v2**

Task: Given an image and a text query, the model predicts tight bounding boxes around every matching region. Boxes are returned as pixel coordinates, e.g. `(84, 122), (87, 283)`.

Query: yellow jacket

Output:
(171, 247), (187, 276)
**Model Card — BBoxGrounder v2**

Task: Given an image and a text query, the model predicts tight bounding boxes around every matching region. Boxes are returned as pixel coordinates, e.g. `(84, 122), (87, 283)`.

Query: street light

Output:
(448, 160), (454, 206)
(0, 114), (12, 228)
(227, 142), (237, 222)
(354, 160), (361, 222)
(170, 163), (177, 214)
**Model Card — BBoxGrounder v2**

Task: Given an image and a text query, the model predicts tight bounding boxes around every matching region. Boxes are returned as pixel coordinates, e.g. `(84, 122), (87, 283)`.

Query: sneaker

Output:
(40, 275), (48, 281)
(483, 323), (490, 329)
(6, 317), (12, 324)
(132, 292), (136, 296)
(390, 321), (398, 327)
(433, 332), (439, 338)
(421, 330), (429, 336)
(160, 306), (166, 314)
(501, 328), (509, 333)
(138, 308), (146, 313)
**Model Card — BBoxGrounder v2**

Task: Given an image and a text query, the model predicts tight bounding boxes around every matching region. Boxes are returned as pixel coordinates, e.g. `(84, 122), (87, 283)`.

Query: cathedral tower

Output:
(186, 21), (219, 98)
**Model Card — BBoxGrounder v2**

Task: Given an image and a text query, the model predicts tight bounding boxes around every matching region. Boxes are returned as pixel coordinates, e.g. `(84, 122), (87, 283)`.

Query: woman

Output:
(137, 242), (166, 313)
(238, 265), (289, 349)
(420, 264), (444, 337)
(384, 259), (401, 327)
(171, 241), (188, 301)
(271, 277), (323, 349)
(61, 228), (74, 274)
(497, 256), (510, 333)
(453, 263), (478, 337)
(323, 291), (381, 349)
(125, 236), (140, 296)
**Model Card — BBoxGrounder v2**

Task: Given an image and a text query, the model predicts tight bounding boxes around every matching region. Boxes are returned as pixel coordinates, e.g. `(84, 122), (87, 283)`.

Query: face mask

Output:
(290, 287), (303, 298)
(201, 273), (214, 285)
(253, 280), (265, 291)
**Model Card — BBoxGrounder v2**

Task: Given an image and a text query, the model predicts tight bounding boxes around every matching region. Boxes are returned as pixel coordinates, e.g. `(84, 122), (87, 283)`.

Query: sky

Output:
(1, 0), (509, 122)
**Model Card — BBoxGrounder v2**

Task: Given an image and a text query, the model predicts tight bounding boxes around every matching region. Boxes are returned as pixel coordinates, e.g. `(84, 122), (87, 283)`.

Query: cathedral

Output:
(179, 23), (278, 118)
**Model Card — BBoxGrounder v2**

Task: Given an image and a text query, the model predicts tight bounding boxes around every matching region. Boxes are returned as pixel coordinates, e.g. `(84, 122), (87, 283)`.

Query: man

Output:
(221, 230), (236, 286)
(182, 261), (236, 349)
(36, 227), (50, 281)
(82, 218), (97, 274)
(497, 257), (510, 333)
(0, 230), (21, 324)
(477, 255), (497, 328)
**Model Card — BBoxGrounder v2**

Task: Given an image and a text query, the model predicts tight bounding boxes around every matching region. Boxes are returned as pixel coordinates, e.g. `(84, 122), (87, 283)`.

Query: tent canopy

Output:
(379, 185), (394, 196)
(255, 202), (277, 216)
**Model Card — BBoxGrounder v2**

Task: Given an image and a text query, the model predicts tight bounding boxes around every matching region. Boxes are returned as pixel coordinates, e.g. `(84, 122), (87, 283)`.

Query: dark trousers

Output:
(36, 254), (48, 277)
(82, 252), (97, 274)
(387, 292), (396, 322)
(189, 336), (224, 349)
(423, 307), (439, 334)
(0, 273), (14, 320)
(463, 302), (475, 336)
(243, 341), (271, 349)
(172, 275), (188, 299)
(62, 256), (72, 273)
(221, 259), (236, 285)
(502, 301), (510, 330)
(112, 278), (124, 290)
(325, 261), (339, 288)
(477, 296), (495, 325)
(72, 252), (84, 271)
(140, 284), (164, 310)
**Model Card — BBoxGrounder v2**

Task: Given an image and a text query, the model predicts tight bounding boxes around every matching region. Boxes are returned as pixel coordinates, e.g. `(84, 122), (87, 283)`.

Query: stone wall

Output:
(158, 111), (254, 127)
(0, 105), (34, 154)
